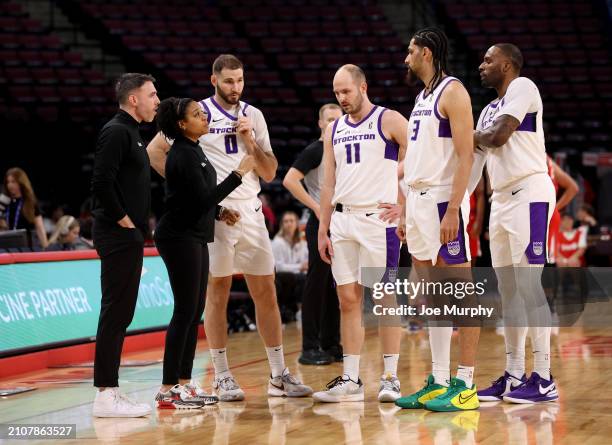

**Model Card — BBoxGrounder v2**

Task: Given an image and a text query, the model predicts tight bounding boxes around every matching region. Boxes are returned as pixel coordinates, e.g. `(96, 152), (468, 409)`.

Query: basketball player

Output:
(473, 44), (559, 403)
(314, 64), (408, 403)
(394, 28), (480, 412)
(147, 54), (312, 401)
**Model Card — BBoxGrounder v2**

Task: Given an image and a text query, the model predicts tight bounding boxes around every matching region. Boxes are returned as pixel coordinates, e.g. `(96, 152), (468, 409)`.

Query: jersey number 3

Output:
(345, 143), (361, 164)
(410, 120), (420, 141)
(225, 135), (238, 154)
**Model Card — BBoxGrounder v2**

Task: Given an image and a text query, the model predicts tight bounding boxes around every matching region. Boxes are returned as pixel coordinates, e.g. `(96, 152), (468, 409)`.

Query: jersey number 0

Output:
(225, 135), (238, 154)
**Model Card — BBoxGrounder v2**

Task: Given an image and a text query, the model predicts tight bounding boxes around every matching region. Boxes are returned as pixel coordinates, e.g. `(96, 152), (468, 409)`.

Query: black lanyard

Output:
(6, 198), (23, 229)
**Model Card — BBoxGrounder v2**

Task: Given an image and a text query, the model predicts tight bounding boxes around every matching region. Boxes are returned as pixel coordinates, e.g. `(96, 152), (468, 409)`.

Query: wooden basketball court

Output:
(1, 325), (611, 444)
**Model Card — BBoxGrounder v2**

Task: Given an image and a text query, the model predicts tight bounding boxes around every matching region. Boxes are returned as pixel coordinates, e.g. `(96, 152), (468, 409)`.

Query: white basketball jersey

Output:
(477, 77), (547, 191)
(404, 76), (461, 187)
(331, 106), (399, 206)
(198, 97), (273, 200)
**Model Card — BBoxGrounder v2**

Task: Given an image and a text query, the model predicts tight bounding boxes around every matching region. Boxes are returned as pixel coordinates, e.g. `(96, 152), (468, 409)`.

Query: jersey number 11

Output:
(345, 143), (361, 164)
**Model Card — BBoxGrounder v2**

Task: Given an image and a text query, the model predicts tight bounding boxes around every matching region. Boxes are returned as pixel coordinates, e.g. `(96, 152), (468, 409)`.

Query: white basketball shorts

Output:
(329, 205), (400, 287)
(405, 184), (471, 266)
(489, 173), (556, 267)
(209, 197), (275, 277)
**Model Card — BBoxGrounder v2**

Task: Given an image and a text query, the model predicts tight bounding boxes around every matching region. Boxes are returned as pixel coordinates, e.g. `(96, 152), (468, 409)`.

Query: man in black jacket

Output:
(91, 73), (159, 418)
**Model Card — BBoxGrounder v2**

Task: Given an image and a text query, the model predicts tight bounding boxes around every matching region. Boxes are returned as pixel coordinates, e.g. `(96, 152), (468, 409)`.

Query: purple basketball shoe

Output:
(503, 372), (559, 404)
(477, 371), (527, 402)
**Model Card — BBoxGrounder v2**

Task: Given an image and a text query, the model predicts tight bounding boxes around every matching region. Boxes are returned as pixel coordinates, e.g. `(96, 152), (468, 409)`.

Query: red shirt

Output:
(557, 227), (587, 265)
(546, 156), (560, 262)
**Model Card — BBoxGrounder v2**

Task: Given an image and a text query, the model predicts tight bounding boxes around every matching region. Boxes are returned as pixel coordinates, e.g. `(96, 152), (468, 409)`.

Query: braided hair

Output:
(412, 27), (450, 93)
(156, 97), (195, 140)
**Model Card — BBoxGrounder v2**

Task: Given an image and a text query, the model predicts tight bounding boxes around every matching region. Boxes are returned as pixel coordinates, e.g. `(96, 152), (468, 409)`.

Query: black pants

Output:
(301, 214), (341, 352)
(93, 222), (145, 388)
(156, 239), (208, 385)
(275, 271), (306, 322)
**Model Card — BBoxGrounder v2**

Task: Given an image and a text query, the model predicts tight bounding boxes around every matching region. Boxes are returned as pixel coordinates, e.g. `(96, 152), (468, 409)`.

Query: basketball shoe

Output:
(212, 375), (245, 402)
(183, 380), (219, 405)
(502, 372), (558, 404)
(395, 374), (447, 409)
(424, 377), (479, 412)
(313, 376), (364, 402)
(268, 368), (313, 397)
(155, 384), (206, 410)
(477, 371), (527, 402)
(378, 373), (401, 402)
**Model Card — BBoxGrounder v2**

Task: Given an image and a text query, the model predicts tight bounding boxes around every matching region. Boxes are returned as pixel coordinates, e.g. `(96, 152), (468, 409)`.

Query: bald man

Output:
(314, 65), (408, 403)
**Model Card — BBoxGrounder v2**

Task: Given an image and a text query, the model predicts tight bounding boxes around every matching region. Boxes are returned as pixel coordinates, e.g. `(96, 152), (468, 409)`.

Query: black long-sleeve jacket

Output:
(154, 135), (242, 243)
(91, 110), (151, 232)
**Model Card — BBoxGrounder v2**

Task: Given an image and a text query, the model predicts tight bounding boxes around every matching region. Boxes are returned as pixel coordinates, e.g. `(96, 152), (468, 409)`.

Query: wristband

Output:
(215, 206), (225, 221)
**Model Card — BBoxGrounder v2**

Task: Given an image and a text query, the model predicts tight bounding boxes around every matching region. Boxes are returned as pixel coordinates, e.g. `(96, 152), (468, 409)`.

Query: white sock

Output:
(529, 326), (551, 380)
(456, 365), (475, 388)
(210, 348), (231, 379)
(343, 354), (360, 382)
(429, 326), (452, 386)
(504, 326), (527, 378)
(383, 354), (399, 376)
(265, 345), (286, 378)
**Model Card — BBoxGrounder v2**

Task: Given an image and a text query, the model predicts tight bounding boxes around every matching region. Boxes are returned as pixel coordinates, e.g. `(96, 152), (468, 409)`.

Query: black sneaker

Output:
(299, 349), (332, 365)
(324, 346), (344, 363)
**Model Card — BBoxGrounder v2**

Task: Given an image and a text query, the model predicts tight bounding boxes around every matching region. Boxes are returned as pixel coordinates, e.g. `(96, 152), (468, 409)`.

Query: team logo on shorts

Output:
(532, 242), (544, 256)
(447, 240), (461, 256)
(387, 267), (398, 282)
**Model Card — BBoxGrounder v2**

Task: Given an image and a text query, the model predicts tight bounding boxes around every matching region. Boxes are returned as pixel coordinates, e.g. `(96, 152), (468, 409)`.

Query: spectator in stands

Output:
(43, 204), (66, 235)
(79, 215), (94, 246)
(577, 204), (599, 235)
(272, 210), (308, 323)
(46, 215), (92, 251)
(0, 191), (10, 222)
(78, 197), (95, 247)
(556, 212), (589, 309)
(547, 156), (579, 265)
(557, 213), (588, 267)
(3, 167), (49, 249)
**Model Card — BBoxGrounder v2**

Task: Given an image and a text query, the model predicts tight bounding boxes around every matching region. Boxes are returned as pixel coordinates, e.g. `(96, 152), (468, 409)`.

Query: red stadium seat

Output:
(6, 67), (32, 84)
(294, 71), (319, 87)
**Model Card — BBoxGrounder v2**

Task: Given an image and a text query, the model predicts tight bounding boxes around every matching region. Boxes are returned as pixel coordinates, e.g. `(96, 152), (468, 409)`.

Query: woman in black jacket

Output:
(153, 97), (254, 409)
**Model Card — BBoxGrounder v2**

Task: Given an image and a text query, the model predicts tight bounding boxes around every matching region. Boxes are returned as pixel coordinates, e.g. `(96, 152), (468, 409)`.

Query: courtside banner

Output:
(0, 250), (173, 356)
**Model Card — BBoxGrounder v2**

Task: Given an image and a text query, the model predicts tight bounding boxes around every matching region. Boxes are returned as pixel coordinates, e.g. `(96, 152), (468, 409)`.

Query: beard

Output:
(480, 70), (501, 88)
(343, 92), (364, 115)
(217, 87), (241, 105)
(405, 66), (421, 87)
(480, 76), (496, 89)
